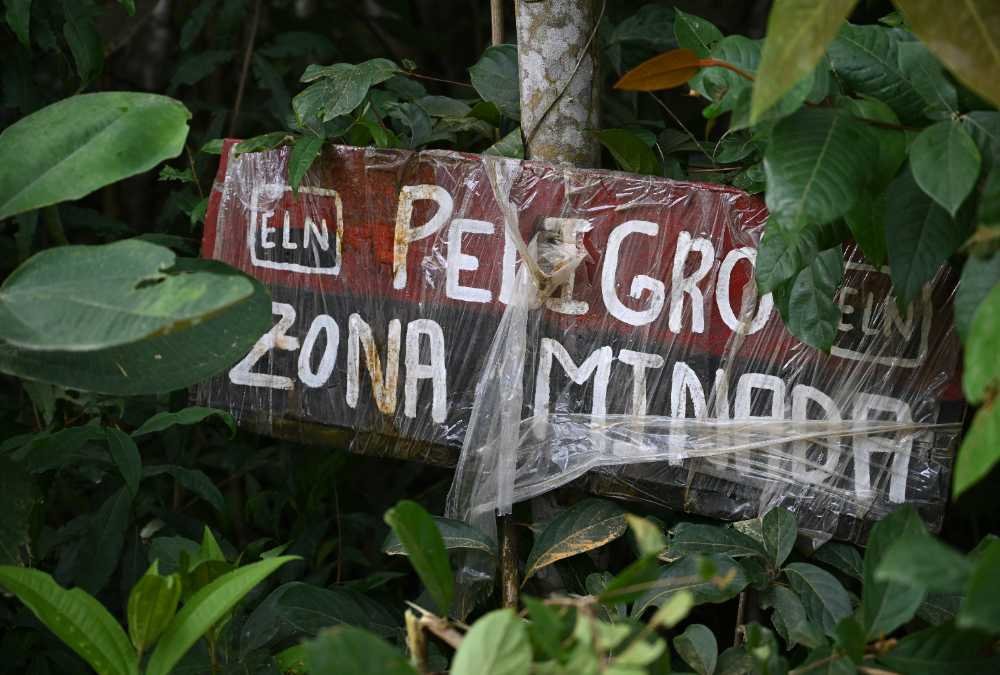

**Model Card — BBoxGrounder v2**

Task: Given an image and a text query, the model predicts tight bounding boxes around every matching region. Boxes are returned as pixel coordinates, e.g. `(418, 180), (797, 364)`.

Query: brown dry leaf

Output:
(614, 48), (702, 92)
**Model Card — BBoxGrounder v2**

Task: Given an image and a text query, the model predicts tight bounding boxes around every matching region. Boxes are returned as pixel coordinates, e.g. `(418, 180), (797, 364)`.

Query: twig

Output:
(406, 602), (465, 649)
(649, 93), (714, 167)
(185, 144), (204, 199)
(228, 0), (263, 137)
(401, 70), (477, 90)
(499, 513), (519, 607)
(491, 0), (504, 45)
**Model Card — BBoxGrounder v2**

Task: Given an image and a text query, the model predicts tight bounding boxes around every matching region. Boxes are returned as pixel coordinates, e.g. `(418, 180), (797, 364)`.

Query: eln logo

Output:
(247, 183), (343, 275)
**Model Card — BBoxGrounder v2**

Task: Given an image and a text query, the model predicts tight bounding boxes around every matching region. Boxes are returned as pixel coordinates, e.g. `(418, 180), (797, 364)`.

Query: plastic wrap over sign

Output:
(197, 141), (964, 545)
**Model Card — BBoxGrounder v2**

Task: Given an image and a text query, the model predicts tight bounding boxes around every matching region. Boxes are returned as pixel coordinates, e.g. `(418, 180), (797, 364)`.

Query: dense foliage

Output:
(0, 1), (998, 674)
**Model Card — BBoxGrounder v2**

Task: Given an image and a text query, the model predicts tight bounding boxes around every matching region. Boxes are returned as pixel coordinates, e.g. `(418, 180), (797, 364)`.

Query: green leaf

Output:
(450, 609), (531, 675)
(242, 582), (399, 653)
(827, 23), (928, 124)
(813, 542), (863, 581)
(305, 626), (416, 675)
(484, 127), (524, 159)
(958, 539), (1000, 631)
(879, 622), (1000, 674)
(144, 465), (225, 513)
(0, 256), (271, 395)
(675, 624), (717, 675)
(524, 499), (627, 581)
(383, 516), (496, 558)
(288, 134), (324, 195)
(787, 246), (844, 352)
(764, 108), (871, 229)
(0, 457), (39, 566)
(148, 536), (199, 575)
(755, 220), (847, 295)
(132, 406), (236, 438)
(5, 0), (30, 46)
(597, 129), (659, 175)
(910, 120), (982, 216)
(895, 0), (1000, 109)
(784, 562), (852, 636)
(885, 168), (971, 307)
(469, 44), (519, 118)
(953, 402), (1000, 499)
(0, 566), (138, 675)
(598, 556), (663, 605)
(834, 616), (866, 664)
(648, 590), (695, 630)
(0, 240), (254, 351)
(962, 282), (1000, 403)
(861, 506), (926, 639)
(671, 522), (765, 560)
(168, 50), (234, 93)
(751, 0), (858, 123)
(63, 5), (103, 85)
(674, 9), (723, 58)
(844, 188), (888, 268)
(75, 487), (133, 595)
(626, 514), (667, 558)
(127, 563), (181, 656)
(0, 93), (190, 220)
(764, 585), (825, 649)
(294, 64), (372, 124)
(383, 500), (453, 615)
(609, 4), (674, 50)
(897, 41), (959, 118)
(761, 507), (797, 569)
(632, 554), (749, 616)
(875, 528), (972, 594)
(235, 132), (292, 154)
(689, 36), (760, 121)
(105, 428), (141, 498)
(840, 96), (907, 188)
(145, 555), (297, 675)
(716, 646), (754, 675)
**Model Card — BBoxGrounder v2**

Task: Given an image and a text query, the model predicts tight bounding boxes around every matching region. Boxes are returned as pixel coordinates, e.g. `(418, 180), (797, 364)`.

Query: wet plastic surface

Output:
(198, 141), (964, 555)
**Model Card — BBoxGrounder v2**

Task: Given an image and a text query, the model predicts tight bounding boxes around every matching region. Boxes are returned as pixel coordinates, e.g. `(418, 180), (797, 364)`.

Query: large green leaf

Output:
(787, 246), (844, 352)
(761, 507), (798, 570)
(860, 507), (926, 639)
(674, 624), (717, 675)
(751, 0), (858, 122)
(953, 396), (1000, 498)
(813, 542), (863, 581)
(958, 539), (1000, 631)
(763, 585), (825, 649)
(764, 108), (871, 229)
(784, 562), (852, 636)
(306, 626), (415, 675)
(293, 60), (394, 124)
(0, 240), (253, 351)
(897, 41), (959, 119)
(673, 9), (723, 58)
(885, 168), (970, 307)
(75, 487), (133, 595)
(0, 457), (39, 565)
(670, 522), (764, 560)
(145, 555), (297, 675)
(0, 257), (271, 395)
(909, 120), (982, 216)
(524, 499), (627, 581)
(597, 129), (659, 175)
(875, 528), (972, 594)
(288, 134), (324, 195)
(0, 93), (190, 220)
(895, 0), (1000, 109)
(127, 563), (181, 656)
(383, 500), (453, 615)
(105, 428), (141, 497)
(383, 516), (496, 558)
(469, 44), (519, 119)
(132, 406), (236, 438)
(840, 96), (907, 188)
(450, 609), (531, 675)
(5, 0), (30, 46)
(879, 622), (1000, 674)
(0, 566), (138, 675)
(827, 23), (928, 124)
(962, 282), (1000, 403)
(632, 554), (748, 617)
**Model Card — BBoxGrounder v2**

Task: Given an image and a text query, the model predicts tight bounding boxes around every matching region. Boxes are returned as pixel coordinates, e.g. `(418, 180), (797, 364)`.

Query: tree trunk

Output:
(515, 0), (601, 167)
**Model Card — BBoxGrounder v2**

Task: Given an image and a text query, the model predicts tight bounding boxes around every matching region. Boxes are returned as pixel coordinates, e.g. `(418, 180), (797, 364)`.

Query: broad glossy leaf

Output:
(845, 188), (888, 268)
(0, 257), (271, 395)
(132, 406), (236, 438)
(879, 622), (1000, 674)
(0, 240), (253, 351)
(63, 6), (103, 85)
(288, 134), (324, 195)
(958, 539), (1000, 631)
(674, 624), (717, 675)
(145, 555), (297, 675)
(0, 566), (138, 675)
(105, 428), (141, 497)
(383, 516), (496, 557)
(764, 585), (825, 649)
(953, 400), (1000, 498)
(716, 646), (754, 675)
(875, 528), (971, 594)
(910, 120), (981, 216)
(383, 500), (453, 615)
(614, 49), (701, 92)
(787, 246), (843, 351)
(896, 0), (1000, 109)
(524, 499), (627, 581)
(840, 96), (906, 188)
(144, 466), (225, 512)
(963, 111), (1000, 170)
(293, 63), (374, 124)
(305, 626), (416, 675)
(596, 129), (659, 174)
(764, 108), (870, 229)
(484, 127), (524, 159)
(897, 41), (959, 118)
(242, 582), (399, 653)
(689, 36), (760, 120)
(632, 554), (748, 616)
(0, 93), (189, 220)
(885, 168), (971, 307)
(827, 23), (927, 124)
(450, 609), (531, 675)
(761, 507), (797, 569)
(76, 487), (133, 595)
(0, 457), (39, 566)
(751, 0), (858, 122)
(671, 522), (765, 560)
(755, 220), (846, 295)
(469, 44), (519, 118)
(784, 562), (852, 636)
(813, 542), (863, 580)
(861, 506), (926, 639)
(127, 563), (181, 655)
(962, 282), (1000, 403)
(608, 4), (675, 51)
(674, 9), (723, 58)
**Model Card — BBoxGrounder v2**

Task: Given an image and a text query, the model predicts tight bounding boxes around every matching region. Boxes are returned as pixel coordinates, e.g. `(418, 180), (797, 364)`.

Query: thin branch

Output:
(401, 70), (477, 90)
(491, 0), (504, 45)
(228, 0), (263, 137)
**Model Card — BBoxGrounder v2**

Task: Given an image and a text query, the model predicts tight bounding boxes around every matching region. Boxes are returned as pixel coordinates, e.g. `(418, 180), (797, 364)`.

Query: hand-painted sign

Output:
(198, 141), (963, 542)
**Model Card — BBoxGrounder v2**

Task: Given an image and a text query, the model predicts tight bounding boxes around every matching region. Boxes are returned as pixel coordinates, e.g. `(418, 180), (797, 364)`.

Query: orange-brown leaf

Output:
(614, 48), (702, 91)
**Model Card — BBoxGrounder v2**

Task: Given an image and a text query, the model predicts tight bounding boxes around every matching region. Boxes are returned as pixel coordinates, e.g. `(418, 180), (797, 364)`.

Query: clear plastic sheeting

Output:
(198, 142), (964, 563)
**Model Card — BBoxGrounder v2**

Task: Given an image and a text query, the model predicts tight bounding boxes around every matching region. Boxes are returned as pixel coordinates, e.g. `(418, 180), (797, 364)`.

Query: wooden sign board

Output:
(198, 141), (963, 542)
